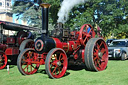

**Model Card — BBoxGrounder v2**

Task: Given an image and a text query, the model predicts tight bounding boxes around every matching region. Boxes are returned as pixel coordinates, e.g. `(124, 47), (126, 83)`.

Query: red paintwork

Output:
(81, 49), (85, 63)
(53, 39), (81, 54)
(79, 24), (95, 46)
(93, 40), (108, 71)
(51, 24), (96, 61)
(17, 38), (25, 45)
(74, 53), (78, 59)
(0, 21), (5, 24)
(62, 43), (68, 52)
(53, 38), (63, 49)
(47, 48), (68, 78)
(17, 23), (108, 78)
(0, 20), (36, 70)
(21, 50), (40, 75)
(0, 44), (7, 51)
(7, 37), (15, 44)
(0, 52), (7, 69)
(35, 39), (44, 51)
(67, 41), (74, 52)
(5, 47), (19, 55)
(39, 53), (46, 65)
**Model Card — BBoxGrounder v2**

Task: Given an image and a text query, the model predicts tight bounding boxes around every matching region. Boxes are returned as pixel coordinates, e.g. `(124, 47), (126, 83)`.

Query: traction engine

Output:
(0, 21), (36, 69)
(17, 3), (108, 79)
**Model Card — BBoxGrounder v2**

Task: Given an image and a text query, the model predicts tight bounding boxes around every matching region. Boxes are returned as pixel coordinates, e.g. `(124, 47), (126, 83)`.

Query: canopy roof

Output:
(0, 20), (39, 31)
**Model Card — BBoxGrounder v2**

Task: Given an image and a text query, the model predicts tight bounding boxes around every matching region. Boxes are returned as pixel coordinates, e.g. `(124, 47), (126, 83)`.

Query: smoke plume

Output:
(57, 0), (89, 23)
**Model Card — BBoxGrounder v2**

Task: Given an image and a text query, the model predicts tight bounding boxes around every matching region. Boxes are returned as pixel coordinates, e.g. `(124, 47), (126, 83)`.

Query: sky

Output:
(12, 0), (22, 24)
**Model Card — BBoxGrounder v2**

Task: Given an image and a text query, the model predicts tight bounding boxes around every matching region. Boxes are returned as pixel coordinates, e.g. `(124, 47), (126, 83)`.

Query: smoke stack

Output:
(40, 3), (51, 37)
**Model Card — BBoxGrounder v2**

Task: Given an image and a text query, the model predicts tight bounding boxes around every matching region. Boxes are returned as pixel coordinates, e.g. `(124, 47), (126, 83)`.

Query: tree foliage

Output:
(12, 0), (60, 28)
(11, 0), (128, 38)
(66, 0), (128, 38)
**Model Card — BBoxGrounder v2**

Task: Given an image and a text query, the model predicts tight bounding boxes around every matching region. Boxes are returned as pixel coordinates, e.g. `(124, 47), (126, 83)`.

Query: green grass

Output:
(0, 60), (128, 85)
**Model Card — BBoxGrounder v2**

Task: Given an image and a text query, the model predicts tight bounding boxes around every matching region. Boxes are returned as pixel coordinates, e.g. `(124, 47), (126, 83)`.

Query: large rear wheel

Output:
(84, 38), (108, 71)
(17, 48), (40, 75)
(45, 48), (68, 79)
(79, 24), (95, 46)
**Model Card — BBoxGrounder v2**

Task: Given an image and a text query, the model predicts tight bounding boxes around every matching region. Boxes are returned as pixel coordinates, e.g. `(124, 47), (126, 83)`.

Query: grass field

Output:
(0, 60), (128, 85)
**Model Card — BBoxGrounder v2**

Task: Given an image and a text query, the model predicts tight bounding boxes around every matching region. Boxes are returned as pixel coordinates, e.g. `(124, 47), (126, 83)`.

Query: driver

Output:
(87, 25), (91, 33)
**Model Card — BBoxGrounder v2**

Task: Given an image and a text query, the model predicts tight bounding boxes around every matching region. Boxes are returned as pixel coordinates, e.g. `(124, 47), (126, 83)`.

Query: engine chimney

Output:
(40, 3), (51, 37)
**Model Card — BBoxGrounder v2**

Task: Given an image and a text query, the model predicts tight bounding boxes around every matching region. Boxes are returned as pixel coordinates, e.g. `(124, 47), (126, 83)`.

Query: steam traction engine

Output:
(0, 21), (37, 69)
(17, 3), (108, 79)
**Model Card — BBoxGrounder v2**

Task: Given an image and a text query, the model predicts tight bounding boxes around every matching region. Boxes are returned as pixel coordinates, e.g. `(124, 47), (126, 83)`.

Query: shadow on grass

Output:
(109, 57), (128, 61)
(68, 64), (86, 71)
(3, 61), (18, 69)
(35, 63), (110, 78)
(36, 69), (70, 79)
(68, 64), (109, 72)
(37, 69), (47, 74)
(2, 65), (16, 70)
(7, 62), (17, 65)
(109, 58), (122, 60)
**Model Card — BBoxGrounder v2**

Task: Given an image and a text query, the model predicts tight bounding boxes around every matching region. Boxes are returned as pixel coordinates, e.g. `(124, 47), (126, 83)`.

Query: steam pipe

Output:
(40, 3), (51, 37)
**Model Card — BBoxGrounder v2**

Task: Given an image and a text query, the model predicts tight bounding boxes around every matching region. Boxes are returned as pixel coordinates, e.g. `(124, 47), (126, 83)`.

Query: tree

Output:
(65, 1), (101, 30)
(12, 0), (128, 38)
(65, 0), (128, 38)
(97, 0), (128, 38)
(12, 0), (60, 29)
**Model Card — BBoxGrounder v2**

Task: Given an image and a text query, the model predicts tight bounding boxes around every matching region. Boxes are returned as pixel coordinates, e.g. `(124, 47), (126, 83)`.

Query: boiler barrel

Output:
(35, 37), (56, 54)
(35, 37), (76, 54)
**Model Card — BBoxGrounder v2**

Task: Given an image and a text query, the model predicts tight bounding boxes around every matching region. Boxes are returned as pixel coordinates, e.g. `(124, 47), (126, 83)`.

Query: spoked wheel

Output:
(79, 24), (95, 46)
(84, 38), (108, 71)
(17, 31), (27, 45)
(45, 48), (68, 79)
(0, 52), (7, 69)
(17, 48), (40, 75)
(19, 39), (34, 51)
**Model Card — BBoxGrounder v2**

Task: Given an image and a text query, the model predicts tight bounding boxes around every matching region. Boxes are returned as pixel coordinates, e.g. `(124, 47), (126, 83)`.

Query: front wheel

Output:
(17, 48), (40, 75)
(45, 48), (68, 79)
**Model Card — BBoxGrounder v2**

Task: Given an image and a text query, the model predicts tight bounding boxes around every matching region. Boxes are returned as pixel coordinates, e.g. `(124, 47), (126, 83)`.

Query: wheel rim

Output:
(79, 24), (95, 46)
(20, 50), (40, 75)
(0, 52), (7, 69)
(93, 39), (108, 71)
(45, 48), (68, 78)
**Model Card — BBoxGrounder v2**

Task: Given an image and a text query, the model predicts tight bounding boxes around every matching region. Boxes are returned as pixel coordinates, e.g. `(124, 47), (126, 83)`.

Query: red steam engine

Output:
(17, 3), (108, 79)
(0, 21), (37, 69)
